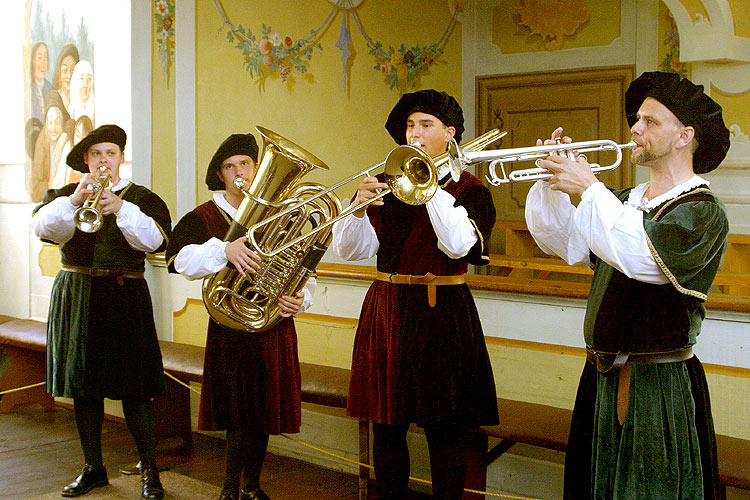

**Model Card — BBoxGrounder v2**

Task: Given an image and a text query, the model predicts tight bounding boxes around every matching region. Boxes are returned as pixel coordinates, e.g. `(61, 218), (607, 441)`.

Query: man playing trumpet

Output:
(526, 71), (730, 499)
(31, 124), (172, 499)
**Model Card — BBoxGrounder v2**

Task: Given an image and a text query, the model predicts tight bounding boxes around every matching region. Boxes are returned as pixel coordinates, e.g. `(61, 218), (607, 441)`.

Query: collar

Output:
(626, 175), (709, 212)
(110, 178), (131, 192)
(213, 192), (237, 217)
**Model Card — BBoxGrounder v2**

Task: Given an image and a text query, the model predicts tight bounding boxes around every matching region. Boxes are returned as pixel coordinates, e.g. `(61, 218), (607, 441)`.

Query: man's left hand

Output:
(97, 190), (124, 216)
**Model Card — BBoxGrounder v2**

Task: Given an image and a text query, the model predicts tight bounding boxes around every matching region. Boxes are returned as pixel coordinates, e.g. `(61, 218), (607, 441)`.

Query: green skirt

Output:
(46, 271), (164, 400)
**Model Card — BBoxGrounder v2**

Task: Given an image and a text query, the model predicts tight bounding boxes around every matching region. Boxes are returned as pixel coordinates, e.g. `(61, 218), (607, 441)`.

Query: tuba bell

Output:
(202, 127), (342, 332)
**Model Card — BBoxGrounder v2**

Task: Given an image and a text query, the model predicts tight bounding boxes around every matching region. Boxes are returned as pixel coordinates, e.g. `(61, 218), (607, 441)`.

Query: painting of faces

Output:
(24, 1), (96, 202)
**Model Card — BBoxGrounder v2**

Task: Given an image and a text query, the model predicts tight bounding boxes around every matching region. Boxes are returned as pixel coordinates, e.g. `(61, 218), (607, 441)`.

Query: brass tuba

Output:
(202, 127), (342, 332)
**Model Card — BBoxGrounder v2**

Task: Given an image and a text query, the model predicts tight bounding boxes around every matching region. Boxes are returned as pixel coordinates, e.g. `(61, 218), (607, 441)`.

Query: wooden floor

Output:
(0, 404), (431, 500)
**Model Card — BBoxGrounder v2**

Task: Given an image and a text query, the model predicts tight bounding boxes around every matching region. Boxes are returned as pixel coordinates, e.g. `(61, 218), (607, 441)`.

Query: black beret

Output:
(206, 133), (259, 191)
(385, 89), (465, 145)
(625, 71), (730, 174)
(66, 124), (127, 173)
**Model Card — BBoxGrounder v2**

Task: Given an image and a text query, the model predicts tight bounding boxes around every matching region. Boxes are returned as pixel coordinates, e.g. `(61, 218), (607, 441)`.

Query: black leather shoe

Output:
(61, 464), (109, 497)
(240, 487), (270, 500)
(219, 487), (240, 500)
(141, 467), (165, 499)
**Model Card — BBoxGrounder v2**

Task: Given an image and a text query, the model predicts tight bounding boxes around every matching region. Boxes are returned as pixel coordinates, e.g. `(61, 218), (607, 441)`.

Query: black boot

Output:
(240, 487), (270, 500)
(219, 486), (240, 500)
(61, 464), (109, 497)
(141, 467), (164, 499)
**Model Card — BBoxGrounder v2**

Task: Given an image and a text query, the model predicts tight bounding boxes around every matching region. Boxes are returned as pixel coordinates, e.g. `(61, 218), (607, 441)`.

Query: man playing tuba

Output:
(166, 133), (313, 500)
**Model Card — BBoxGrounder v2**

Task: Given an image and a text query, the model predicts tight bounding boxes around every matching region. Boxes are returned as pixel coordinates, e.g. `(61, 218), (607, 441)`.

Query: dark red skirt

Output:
(197, 317), (301, 435)
(347, 280), (498, 428)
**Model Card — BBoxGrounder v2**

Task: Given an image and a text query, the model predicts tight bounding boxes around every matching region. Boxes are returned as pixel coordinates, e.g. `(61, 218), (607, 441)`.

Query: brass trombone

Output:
(73, 166), (112, 233)
(246, 128), (507, 259)
(447, 138), (637, 186)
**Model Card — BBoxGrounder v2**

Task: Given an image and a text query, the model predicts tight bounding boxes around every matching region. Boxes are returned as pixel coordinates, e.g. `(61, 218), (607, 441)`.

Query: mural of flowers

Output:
(660, 16), (688, 78)
(154, 0), (175, 83)
(514, 0), (589, 51)
(225, 24), (322, 83)
(370, 43), (443, 91)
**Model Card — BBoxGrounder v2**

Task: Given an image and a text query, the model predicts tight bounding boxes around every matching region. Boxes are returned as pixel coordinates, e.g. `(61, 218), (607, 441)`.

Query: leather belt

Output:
(61, 265), (144, 280)
(375, 272), (465, 307)
(586, 346), (694, 374)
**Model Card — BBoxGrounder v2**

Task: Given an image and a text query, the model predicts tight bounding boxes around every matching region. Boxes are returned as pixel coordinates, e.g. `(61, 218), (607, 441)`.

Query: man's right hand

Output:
(352, 176), (389, 218)
(225, 235), (261, 277)
(69, 174), (98, 207)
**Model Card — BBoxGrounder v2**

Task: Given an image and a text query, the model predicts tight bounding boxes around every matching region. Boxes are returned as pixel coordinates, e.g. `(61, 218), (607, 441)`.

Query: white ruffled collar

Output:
(626, 175), (709, 212)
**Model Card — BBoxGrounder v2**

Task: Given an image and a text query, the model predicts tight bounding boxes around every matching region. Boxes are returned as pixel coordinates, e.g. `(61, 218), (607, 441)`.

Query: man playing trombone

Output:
(525, 71), (730, 500)
(31, 124), (172, 499)
(332, 89), (499, 500)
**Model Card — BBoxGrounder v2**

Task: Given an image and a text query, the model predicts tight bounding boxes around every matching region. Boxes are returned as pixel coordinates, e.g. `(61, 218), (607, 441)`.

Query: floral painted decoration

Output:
(515, 0), (589, 51)
(369, 43), (443, 91)
(225, 25), (323, 83)
(659, 15), (688, 78)
(154, 0), (175, 83)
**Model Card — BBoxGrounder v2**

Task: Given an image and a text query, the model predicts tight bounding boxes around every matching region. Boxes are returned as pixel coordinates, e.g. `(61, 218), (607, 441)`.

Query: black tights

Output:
(73, 397), (157, 469)
(223, 426), (269, 495)
(372, 422), (467, 500)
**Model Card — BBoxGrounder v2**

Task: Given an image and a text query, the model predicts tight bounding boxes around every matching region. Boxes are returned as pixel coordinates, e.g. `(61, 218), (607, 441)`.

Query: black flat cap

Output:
(66, 124), (126, 173)
(205, 133), (259, 191)
(385, 89), (464, 145)
(625, 71), (730, 174)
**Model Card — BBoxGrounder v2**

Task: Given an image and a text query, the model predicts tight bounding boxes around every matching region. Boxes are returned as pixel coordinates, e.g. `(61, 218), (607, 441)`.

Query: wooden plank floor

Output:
(0, 404), (431, 500)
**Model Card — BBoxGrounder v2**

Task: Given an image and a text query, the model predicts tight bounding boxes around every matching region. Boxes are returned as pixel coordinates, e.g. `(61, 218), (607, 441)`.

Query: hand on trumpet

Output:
(225, 235), (261, 277)
(70, 173), (100, 207)
(278, 290), (305, 318)
(536, 127), (600, 197)
(352, 176), (389, 218)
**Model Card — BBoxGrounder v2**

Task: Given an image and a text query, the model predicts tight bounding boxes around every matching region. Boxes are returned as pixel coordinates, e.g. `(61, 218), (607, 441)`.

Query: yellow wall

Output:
(190, 0), (462, 208)
(151, 15), (177, 215)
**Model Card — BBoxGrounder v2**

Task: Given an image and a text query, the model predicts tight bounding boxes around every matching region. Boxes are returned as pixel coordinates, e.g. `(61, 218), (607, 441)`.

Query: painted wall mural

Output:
(211, 0), (459, 92)
(154, 0), (175, 83)
(22, 0), (131, 203)
(514, 0), (589, 51)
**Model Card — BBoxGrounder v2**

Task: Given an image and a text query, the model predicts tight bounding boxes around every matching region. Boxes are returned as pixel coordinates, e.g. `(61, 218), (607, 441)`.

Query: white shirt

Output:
(525, 176), (710, 284)
(31, 178), (165, 252)
(173, 193), (315, 313)
(332, 169), (479, 261)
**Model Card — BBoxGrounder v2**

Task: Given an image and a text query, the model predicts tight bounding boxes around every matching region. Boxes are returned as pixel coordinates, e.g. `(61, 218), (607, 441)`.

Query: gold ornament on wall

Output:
(514, 0), (589, 51)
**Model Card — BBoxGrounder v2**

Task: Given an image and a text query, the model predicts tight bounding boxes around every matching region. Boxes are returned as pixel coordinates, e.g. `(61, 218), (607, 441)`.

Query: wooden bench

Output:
(156, 339), (370, 500)
(465, 398), (750, 497)
(0, 316), (55, 413)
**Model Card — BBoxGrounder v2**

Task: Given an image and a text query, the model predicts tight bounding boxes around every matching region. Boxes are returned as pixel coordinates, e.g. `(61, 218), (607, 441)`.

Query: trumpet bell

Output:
(74, 207), (103, 233)
(383, 144), (437, 205)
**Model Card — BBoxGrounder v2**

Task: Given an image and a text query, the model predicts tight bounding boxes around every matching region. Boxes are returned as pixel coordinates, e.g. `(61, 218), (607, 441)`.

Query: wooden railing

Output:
(316, 221), (750, 313)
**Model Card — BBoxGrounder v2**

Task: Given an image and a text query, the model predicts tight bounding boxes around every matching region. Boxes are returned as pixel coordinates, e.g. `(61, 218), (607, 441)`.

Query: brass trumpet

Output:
(73, 167), (112, 233)
(447, 138), (637, 186)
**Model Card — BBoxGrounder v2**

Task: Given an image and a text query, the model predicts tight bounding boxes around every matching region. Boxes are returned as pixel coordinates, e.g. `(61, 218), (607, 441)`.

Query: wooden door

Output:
(475, 66), (635, 224)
